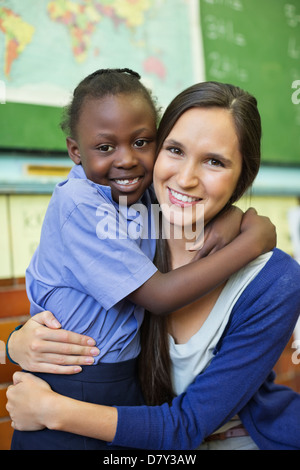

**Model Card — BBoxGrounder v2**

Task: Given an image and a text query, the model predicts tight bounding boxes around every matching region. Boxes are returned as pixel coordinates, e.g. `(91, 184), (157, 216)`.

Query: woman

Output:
(7, 82), (300, 450)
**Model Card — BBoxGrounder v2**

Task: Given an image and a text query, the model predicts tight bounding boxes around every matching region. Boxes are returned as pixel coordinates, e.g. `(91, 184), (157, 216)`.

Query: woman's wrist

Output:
(43, 391), (118, 441)
(41, 390), (64, 431)
(7, 326), (22, 365)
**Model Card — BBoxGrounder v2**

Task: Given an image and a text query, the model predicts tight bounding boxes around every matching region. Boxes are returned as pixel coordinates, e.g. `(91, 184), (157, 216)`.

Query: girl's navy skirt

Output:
(11, 358), (144, 450)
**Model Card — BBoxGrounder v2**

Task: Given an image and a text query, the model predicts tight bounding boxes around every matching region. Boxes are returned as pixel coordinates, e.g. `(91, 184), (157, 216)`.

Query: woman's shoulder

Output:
(266, 248), (300, 281)
(237, 248), (300, 313)
(224, 249), (300, 340)
(231, 249), (300, 301)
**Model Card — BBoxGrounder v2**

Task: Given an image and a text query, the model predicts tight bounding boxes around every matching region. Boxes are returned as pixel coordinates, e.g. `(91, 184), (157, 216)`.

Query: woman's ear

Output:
(66, 137), (81, 165)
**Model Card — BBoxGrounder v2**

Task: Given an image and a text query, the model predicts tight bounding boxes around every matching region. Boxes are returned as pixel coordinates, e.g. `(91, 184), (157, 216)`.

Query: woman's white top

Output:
(169, 252), (272, 433)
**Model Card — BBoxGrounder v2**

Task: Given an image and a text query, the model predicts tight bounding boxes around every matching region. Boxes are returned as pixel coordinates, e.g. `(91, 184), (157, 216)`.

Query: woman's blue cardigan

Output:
(113, 249), (300, 450)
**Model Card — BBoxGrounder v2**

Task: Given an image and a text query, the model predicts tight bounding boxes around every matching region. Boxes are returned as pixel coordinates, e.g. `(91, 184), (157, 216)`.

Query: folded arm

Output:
(130, 208), (276, 314)
(7, 208), (275, 371)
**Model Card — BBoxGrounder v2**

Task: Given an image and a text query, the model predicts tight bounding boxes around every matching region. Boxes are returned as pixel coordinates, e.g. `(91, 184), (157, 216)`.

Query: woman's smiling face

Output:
(153, 107), (243, 229)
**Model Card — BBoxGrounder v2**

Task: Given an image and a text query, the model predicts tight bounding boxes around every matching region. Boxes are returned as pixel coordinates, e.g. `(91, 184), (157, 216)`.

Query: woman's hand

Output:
(8, 311), (99, 374)
(6, 372), (54, 431)
(7, 371), (118, 441)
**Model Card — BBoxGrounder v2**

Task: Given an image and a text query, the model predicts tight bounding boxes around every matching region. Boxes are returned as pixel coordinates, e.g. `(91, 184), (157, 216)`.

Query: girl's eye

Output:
(98, 144), (114, 152)
(134, 139), (147, 148)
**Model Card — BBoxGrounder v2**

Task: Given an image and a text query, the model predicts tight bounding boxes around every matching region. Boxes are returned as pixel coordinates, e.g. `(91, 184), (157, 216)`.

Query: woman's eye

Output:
(208, 158), (224, 167)
(168, 147), (183, 156)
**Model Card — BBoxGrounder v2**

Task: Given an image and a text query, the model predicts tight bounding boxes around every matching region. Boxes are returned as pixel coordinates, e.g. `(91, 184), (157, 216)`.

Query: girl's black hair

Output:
(60, 68), (160, 138)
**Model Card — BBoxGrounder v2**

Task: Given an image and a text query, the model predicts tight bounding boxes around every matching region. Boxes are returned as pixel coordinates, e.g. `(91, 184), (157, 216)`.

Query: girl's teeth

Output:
(170, 189), (199, 203)
(115, 177), (139, 185)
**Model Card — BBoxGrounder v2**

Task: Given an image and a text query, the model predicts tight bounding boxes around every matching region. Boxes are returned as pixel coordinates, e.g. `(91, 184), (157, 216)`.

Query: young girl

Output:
(8, 74), (276, 450)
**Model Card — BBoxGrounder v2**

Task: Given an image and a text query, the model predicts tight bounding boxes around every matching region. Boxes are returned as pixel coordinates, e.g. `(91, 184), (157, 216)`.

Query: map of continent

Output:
(0, 0), (199, 109)
(0, 6), (35, 77)
(47, 0), (152, 63)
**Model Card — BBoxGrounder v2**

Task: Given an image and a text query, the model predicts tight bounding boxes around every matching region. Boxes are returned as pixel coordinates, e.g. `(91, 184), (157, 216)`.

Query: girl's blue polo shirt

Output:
(26, 165), (157, 363)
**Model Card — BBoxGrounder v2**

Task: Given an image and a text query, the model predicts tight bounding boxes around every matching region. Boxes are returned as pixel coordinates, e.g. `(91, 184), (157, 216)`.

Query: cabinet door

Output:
(9, 195), (51, 278)
(0, 196), (12, 279)
(236, 195), (299, 256)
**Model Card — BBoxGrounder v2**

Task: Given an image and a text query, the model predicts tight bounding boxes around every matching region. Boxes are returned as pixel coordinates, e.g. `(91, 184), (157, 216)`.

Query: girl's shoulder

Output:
(53, 174), (114, 214)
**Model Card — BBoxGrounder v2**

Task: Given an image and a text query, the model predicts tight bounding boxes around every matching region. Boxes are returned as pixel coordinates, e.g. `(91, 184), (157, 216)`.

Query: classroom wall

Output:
(0, 0), (299, 450)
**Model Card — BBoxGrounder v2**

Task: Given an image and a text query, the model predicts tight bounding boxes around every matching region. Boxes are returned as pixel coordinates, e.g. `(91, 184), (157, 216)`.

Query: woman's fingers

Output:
(8, 314), (99, 373)
(34, 340), (99, 358)
(31, 311), (61, 328)
(28, 362), (83, 375)
(34, 326), (97, 348)
(28, 328), (100, 373)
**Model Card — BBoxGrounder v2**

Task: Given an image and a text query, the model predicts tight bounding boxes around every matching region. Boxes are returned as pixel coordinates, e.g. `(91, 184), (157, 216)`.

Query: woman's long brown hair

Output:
(139, 227), (175, 405)
(139, 82), (262, 406)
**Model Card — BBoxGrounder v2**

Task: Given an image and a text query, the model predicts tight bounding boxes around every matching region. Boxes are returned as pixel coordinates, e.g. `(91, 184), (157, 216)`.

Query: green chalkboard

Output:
(0, 102), (66, 151)
(199, 0), (300, 165)
(1, 0), (300, 165)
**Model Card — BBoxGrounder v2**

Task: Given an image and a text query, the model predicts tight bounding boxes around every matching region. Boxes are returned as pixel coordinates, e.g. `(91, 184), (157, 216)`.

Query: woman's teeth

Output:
(170, 188), (200, 203)
(114, 177), (140, 186)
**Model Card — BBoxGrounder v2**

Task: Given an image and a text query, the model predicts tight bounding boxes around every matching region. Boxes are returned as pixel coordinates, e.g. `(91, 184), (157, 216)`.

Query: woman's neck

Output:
(164, 219), (226, 344)
(163, 220), (203, 269)
(166, 232), (196, 270)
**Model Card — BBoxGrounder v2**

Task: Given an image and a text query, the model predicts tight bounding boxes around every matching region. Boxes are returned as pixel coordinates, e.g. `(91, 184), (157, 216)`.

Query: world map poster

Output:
(0, 0), (204, 109)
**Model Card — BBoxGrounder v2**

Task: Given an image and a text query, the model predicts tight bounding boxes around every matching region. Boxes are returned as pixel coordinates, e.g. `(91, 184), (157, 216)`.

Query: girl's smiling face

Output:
(153, 107), (242, 229)
(66, 93), (157, 206)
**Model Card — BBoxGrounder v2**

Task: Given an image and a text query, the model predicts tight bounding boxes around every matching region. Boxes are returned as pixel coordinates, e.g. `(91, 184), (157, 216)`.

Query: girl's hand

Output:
(8, 311), (99, 374)
(191, 205), (243, 257)
(6, 372), (53, 431)
(240, 207), (276, 254)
